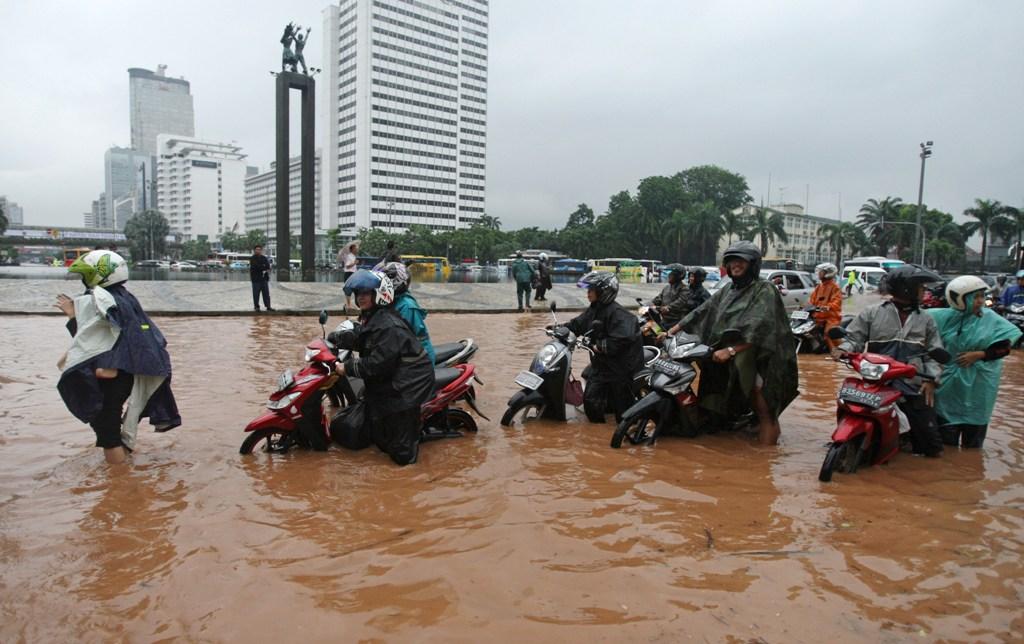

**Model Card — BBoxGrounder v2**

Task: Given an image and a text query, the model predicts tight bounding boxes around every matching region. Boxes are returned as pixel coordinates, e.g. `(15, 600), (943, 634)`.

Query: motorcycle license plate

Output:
(839, 386), (882, 408)
(514, 371), (545, 390)
(791, 310), (810, 320)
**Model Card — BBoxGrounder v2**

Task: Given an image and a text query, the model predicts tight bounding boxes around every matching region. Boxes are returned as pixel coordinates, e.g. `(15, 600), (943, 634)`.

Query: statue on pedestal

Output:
(280, 23), (311, 74)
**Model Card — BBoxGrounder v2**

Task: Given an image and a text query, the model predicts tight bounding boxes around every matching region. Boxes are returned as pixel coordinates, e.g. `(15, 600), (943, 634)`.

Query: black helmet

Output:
(722, 240), (762, 288)
(882, 264), (941, 305)
(689, 266), (707, 284)
(577, 270), (619, 305)
(663, 263), (685, 281)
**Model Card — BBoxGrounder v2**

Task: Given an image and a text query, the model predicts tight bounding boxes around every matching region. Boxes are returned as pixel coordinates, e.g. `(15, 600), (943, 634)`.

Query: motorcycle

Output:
(1003, 302), (1024, 347)
(241, 311), (486, 455)
(500, 302), (657, 427)
(818, 327), (951, 482)
(790, 307), (854, 354)
(635, 297), (665, 345)
(610, 329), (744, 448)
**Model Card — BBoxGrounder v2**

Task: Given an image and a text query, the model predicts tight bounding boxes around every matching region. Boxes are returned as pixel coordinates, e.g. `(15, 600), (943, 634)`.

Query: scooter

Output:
(500, 301), (657, 427)
(636, 297), (665, 345)
(610, 329), (745, 448)
(818, 327), (951, 482)
(1003, 302), (1024, 347)
(790, 306), (827, 354)
(241, 312), (487, 455)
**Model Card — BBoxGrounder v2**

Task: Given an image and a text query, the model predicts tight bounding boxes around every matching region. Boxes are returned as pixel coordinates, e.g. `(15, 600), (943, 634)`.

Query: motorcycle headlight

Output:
(1011, 304), (1024, 314)
(858, 360), (890, 381)
(267, 391), (301, 410)
(304, 347), (320, 362)
(532, 344), (560, 372)
(794, 322), (815, 334)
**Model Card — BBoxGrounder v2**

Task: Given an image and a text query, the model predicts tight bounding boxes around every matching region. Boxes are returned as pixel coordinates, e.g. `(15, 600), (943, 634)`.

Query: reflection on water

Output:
(0, 314), (1022, 641)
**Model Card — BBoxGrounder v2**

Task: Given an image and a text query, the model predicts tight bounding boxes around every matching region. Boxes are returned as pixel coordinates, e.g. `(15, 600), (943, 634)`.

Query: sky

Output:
(2, 0), (1022, 234)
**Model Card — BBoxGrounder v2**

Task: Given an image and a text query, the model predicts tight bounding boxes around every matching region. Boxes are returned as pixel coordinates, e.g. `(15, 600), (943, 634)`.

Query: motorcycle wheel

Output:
(500, 399), (546, 427)
(610, 413), (654, 449)
(818, 436), (863, 482)
(446, 408), (478, 433)
(240, 428), (293, 455)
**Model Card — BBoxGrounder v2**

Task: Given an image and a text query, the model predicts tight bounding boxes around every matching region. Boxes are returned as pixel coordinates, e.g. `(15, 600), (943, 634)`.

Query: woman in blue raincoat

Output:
(378, 261), (436, 365)
(928, 276), (1021, 448)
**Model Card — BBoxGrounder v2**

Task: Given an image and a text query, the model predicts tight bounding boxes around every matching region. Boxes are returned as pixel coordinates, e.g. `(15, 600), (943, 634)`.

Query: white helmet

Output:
(68, 250), (129, 288)
(539, 252), (548, 261)
(945, 275), (989, 311)
(815, 262), (838, 280)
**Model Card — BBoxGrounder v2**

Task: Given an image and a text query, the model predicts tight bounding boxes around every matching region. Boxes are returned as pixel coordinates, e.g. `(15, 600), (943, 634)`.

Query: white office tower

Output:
(156, 135), (247, 241)
(129, 66), (196, 157)
(245, 153), (322, 256)
(0, 196), (24, 225)
(320, 0), (488, 234)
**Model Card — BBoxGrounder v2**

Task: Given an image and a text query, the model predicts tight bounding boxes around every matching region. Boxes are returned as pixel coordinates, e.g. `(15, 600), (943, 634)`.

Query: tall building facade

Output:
(245, 153), (322, 257)
(0, 196), (24, 225)
(104, 147), (152, 230)
(320, 0), (488, 234)
(129, 66), (196, 157)
(156, 135), (247, 241)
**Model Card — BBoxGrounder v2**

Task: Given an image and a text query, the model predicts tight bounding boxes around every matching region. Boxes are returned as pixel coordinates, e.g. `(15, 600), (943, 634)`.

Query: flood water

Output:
(1, 313), (1022, 641)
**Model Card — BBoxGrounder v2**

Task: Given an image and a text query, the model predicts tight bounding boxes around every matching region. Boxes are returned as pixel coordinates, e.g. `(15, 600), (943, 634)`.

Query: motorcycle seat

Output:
(434, 340), (471, 363)
(432, 367), (463, 392)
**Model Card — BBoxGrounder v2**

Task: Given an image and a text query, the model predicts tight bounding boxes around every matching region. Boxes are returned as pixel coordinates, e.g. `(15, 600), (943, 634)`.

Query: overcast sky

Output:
(2, 0), (1022, 233)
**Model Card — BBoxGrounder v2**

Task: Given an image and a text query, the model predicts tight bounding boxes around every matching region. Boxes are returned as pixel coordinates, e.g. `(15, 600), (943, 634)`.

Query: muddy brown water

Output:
(1, 313), (1022, 642)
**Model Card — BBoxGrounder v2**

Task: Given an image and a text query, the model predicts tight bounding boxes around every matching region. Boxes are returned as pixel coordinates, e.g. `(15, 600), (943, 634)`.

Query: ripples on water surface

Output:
(1, 314), (1022, 641)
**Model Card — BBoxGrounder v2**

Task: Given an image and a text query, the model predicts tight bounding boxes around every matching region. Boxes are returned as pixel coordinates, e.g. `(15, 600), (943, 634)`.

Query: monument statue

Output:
(280, 23), (311, 74)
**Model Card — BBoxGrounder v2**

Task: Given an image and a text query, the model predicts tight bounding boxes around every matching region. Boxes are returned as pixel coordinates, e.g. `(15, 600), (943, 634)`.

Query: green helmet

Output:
(68, 250), (129, 288)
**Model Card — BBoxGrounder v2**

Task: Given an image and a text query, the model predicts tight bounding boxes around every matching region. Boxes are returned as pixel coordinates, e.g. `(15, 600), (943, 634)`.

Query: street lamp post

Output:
(387, 199), (395, 232)
(915, 141), (933, 265)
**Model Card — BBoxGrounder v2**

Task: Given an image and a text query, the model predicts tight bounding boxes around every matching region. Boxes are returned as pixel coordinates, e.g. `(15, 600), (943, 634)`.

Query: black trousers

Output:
(92, 370), (134, 448)
(938, 416), (988, 448)
(583, 379), (635, 424)
(251, 279), (271, 309)
(899, 395), (943, 456)
(371, 408), (421, 465)
(535, 285), (548, 300)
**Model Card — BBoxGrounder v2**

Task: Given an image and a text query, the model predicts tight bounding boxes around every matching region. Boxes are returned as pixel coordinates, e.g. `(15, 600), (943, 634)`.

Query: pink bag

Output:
(565, 376), (584, 407)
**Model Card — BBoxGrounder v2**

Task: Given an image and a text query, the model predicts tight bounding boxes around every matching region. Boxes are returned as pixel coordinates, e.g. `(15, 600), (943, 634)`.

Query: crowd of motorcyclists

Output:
(54, 242), (1023, 468)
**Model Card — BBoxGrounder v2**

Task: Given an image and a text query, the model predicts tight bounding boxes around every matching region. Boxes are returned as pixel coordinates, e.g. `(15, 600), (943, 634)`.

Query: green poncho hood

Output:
(680, 279), (799, 418)
(928, 303), (1021, 426)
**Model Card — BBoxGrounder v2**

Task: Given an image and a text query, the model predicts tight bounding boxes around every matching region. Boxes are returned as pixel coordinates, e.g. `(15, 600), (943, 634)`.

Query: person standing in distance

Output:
(249, 245), (273, 312)
(511, 251), (536, 312)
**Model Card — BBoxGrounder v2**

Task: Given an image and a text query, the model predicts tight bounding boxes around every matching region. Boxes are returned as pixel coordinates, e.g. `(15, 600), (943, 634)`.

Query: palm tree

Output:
(856, 197), (903, 256)
(816, 221), (861, 266)
(721, 209), (747, 245)
(746, 207), (789, 255)
(477, 214), (502, 231)
(1004, 205), (1024, 270)
(663, 209), (689, 262)
(681, 201), (725, 265)
(962, 198), (1012, 270)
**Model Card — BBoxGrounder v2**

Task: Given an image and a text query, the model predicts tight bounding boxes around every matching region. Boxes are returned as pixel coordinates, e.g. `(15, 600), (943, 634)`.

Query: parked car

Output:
(710, 269), (816, 311)
(134, 259), (171, 269)
(171, 260), (198, 271)
(228, 260), (250, 271)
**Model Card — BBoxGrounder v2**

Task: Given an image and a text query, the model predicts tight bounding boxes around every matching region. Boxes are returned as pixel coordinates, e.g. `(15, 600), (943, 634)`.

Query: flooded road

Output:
(1, 313), (1022, 642)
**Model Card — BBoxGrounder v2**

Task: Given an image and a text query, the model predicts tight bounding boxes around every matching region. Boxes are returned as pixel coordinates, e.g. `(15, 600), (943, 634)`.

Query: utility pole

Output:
(915, 141), (933, 265)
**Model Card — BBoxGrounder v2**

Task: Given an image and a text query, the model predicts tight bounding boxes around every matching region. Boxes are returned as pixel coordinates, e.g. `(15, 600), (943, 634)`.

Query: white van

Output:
(842, 256), (905, 272)
(842, 266), (887, 293)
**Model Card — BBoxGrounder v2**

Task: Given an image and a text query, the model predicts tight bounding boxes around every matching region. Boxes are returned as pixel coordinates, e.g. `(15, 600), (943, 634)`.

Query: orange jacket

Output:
(810, 280), (842, 327)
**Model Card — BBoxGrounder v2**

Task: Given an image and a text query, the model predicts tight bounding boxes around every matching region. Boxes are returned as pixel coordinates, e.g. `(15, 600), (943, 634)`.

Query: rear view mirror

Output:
(549, 301), (557, 313)
(318, 309), (329, 325)
(929, 348), (952, 364)
(827, 327), (847, 340)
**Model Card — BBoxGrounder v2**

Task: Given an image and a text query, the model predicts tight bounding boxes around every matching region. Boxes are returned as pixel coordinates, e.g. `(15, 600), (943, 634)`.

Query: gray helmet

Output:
(577, 270), (619, 305)
(882, 264), (941, 305)
(662, 263), (686, 280)
(688, 266), (707, 284)
(722, 240), (762, 288)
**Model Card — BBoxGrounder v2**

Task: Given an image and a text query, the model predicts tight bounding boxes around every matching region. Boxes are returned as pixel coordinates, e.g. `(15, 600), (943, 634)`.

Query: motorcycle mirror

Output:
(827, 326), (846, 340)
(318, 309), (329, 325)
(635, 297), (644, 304)
(549, 301), (557, 313)
(929, 347), (953, 364)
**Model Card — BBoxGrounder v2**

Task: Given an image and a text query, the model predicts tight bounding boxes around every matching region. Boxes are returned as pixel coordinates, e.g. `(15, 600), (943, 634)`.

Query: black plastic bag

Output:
(330, 400), (371, 450)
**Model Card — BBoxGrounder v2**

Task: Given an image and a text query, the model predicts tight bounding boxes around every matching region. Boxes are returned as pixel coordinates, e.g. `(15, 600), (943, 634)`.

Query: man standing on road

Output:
(511, 251), (536, 312)
(249, 245), (274, 312)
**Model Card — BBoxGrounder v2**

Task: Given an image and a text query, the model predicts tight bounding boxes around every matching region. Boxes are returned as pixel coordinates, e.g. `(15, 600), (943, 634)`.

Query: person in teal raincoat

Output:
(379, 261), (436, 365)
(928, 276), (1021, 448)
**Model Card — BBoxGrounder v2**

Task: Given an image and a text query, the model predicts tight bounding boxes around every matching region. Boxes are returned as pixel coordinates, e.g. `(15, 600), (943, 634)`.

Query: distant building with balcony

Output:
(719, 203), (842, 268)
(156, 135), (247, 241)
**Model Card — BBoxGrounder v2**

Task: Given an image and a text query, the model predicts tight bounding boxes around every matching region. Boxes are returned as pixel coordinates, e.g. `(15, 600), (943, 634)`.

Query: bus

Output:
(590, 258), (645, 281)
(551, 258), (589, 276)
(403, 255), (451, 279)
(62, 247), (92, 267)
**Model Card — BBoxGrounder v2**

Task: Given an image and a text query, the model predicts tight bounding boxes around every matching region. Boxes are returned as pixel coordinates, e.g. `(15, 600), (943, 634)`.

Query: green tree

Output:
(181, 238), (211, 261)
(123, 210), (170, 261)
(680, 200), (725, 265)
(0, 202), (7, 236)
(565, 203), (595, 229)
(635, 176), (685, 257)
(962, 198), (1012, 270)
(925, 239), (961, 272)
(477, 214), (502, 231)
(746, 207), (789, 255)
(857, 197), (903, 256)
(721, 209), (747, 245)
(674, 165), (752, 213)
(244, 229), (269, 252)
(816, 221), (864, 266)
(1002, 205), (1024, 270)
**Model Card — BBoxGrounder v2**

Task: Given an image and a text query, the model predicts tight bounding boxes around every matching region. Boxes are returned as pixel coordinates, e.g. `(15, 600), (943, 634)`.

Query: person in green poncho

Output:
(666, 241), (799, 445)
(928, 276), (1021, 448)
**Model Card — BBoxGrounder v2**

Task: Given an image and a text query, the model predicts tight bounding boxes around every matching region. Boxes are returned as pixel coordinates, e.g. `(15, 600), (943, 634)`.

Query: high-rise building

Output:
(0, 196), (24, 225)
(129, 66), (195, 157)
(320, 0), (488, 234)
(104, 147), (152, 230)
(156, 135), (247, 241)
(245, 153), (322, 257)
(91, 193), (109, 231)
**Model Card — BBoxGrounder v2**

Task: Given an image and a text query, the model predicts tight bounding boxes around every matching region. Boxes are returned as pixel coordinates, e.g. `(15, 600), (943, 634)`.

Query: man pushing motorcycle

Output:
(831, 265), (946, 458)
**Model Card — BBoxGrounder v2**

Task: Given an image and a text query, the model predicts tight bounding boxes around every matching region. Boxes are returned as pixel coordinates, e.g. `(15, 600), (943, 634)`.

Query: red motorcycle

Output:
(240, 312), (486, 455)
(819, 329), (950, 482)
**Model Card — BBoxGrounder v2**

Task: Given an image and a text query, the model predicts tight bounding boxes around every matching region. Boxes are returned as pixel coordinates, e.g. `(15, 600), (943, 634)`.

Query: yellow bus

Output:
(590, 257), (645, 281)
(403, 255), (451, 280)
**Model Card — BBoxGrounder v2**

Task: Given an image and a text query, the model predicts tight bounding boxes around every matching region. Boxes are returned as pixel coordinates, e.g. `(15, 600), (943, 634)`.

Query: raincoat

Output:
(928, 301), (1022, 426)
(393, 291), (436, 365)
(652, 281), (690, 328)
(679, 278), (799, 418)
(565, 301), (644, 385)
(57, 284), (180, 449)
